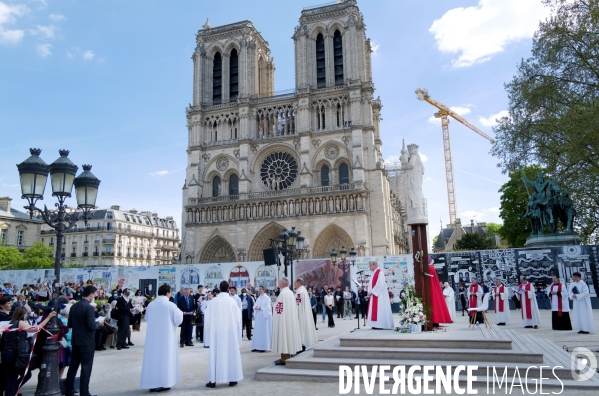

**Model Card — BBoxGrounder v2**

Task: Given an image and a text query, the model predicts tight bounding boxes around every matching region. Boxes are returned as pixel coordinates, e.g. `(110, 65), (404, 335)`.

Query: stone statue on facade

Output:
(401, 142), (427, 224)
(520, 167), (577, 235)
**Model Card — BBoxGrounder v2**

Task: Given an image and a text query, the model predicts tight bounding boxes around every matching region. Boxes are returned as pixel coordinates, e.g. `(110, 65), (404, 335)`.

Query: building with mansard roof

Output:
(182, 0), (416, 263)
(40, 205), (180, 267)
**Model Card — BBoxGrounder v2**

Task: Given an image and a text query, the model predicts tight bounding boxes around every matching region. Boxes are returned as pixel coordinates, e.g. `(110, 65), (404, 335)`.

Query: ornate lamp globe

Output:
(340, 246), (347, 261)
(278, 229), (289, 247)
(349, 247), (357, 264)
(73, 165), (101, 210)
(16, 148), (50, 205)
(288, 227), (298, 247)
(49, 150), (78, 198)
(296, 231), (304, 250)
(330, 249), (337, 262)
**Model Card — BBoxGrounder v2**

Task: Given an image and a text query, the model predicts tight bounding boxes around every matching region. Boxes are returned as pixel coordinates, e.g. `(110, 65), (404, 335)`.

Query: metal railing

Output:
(103, 239), (116, 244)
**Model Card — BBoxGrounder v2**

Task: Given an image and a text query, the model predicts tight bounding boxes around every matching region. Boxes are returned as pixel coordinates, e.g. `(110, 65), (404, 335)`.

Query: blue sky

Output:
(0, 0), (550, 237)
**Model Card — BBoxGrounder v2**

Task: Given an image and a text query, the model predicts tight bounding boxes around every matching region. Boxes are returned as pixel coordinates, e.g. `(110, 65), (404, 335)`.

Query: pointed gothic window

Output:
(229, 49), (239, 101)
(321, 165), (330, 187)
(339, 163), (349, 185)
(333, 30), (344, 85)
(212, 176), (221, 197)
(229, 174), (239, 195)
(213, 52), (222, 104)
(316, 33), (326, 88)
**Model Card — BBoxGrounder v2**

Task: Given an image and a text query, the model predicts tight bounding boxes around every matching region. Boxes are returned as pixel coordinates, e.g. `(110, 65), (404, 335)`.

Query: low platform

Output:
(256, 324), (599, 390)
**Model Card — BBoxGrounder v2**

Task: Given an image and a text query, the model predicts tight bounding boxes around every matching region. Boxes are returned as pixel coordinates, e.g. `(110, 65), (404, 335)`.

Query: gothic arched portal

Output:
(312, 224), (354, 259)
(198, 235), (236, 263)
(247, 222), (285, 262)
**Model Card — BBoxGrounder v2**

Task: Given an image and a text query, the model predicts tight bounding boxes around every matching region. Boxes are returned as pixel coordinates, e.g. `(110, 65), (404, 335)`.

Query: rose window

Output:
(260, 152), (298, 190)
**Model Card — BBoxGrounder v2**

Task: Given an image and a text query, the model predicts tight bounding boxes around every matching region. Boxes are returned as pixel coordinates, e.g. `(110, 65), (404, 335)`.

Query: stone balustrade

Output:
(186, 186), (368, 225)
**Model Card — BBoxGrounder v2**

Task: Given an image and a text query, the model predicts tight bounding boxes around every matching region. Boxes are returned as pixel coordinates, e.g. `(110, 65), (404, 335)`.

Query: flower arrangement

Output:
(395, 279), (426, 332)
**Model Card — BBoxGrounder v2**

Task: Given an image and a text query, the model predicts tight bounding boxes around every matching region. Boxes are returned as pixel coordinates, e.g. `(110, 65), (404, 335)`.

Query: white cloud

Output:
(37, 43), (51, 57)
(385, 155), (400, 164)
(2, 183), (19, 188)
(82, 50), (95, 61)
(0, 2), (29, 45)
(420, 153), (428, 162)
(30, 24), (57, 39)
(429, 0), (550, 68)
(370, 40), (379, 55)
(428, 106), (471, 124)
(150, 170), (169, 177)
(460, 207), (500, 222)
(49, 14), (65, 21)
(479, 110), (509, 127)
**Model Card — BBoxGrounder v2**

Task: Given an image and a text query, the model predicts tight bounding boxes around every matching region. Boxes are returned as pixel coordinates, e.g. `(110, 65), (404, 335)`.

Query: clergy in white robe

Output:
(251, 286), (272, 352)
(468, 278), (484, 324)
(569, 272), (595, 334)
(229, 287), (242, 345)
(366, 261), (394, 329)
(205, 281), (243, 387)
(140, 285), (184, 392)
(491, 280), (510, 325)
(271, 277), (302, 365)
(442, 282), (456, 322)
(517, 276), (541, 328)
(294, 278), (319, 350)
(547, 275), (572, 330)
(201, 292), (212, 347)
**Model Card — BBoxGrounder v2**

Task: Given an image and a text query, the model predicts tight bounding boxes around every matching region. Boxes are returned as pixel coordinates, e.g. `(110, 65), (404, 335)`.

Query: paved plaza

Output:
(20, 309), (599, 395)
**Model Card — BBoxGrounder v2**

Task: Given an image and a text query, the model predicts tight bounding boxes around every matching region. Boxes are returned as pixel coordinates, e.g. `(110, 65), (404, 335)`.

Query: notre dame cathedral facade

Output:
(182, 0), (411, 263)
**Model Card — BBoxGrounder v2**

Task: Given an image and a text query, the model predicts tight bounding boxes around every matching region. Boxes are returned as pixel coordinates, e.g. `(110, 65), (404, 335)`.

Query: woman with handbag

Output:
(1, 307), (56, 396)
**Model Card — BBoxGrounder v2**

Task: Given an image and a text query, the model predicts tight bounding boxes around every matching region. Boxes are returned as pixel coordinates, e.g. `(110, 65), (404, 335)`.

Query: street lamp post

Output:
(272, 226), (304, 286)
(17, 148), (100, 396)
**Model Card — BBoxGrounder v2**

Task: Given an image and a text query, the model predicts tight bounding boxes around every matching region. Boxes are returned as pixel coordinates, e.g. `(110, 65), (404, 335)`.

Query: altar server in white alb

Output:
(442, 282), (456, 322)
(294, 278), (319, 352)
(366, 261), (394, 329)
(547, 275), (572, 331)
(140, 284), (184, 393)
(205, 281), (243, 388)
(271, 277), (302, 365)
(518, 276), (541, 329)
(569, 272), (595, 334)
(491, 279), (511, 326)
(251, 286), (272, 352)
(201, 291), (212, 348)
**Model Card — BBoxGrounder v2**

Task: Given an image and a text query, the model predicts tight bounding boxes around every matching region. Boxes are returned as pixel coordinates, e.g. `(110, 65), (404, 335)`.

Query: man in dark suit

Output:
(66, 286), (103, 396)
(115, 288), (133, 350)
(177, 287), (195, 347)
(356, 286), (367, 319)
(240, 288), (254, 340)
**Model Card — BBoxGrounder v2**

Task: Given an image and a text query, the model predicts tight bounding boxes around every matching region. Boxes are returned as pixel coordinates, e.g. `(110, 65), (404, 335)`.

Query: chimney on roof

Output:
(110, 205), (120, 210)
(130, 208), (138, 214)
(0, 196), (12, 212)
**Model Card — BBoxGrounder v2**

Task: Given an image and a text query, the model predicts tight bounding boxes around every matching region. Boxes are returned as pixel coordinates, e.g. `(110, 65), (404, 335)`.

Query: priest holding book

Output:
(569, 272), (595, 334)
(491, 279), (510, 326)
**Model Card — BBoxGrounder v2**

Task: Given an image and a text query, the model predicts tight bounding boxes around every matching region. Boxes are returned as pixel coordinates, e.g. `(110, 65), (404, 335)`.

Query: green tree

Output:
(491, 0), (599, 242)
(0, 245), (24, 269)
(497, 165), (544, 247)
(63, 263), (85, 268)
(19, 242), (54, 269)
(454, 232), (495, 251)
(485, 222), (503, 237)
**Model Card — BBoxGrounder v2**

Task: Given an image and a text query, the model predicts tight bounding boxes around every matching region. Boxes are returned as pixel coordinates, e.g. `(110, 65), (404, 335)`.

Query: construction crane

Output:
(415, 88), (496, 225)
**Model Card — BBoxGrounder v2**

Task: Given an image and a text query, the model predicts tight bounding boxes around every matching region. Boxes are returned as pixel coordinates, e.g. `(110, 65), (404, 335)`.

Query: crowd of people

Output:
(1, 259), (596, 394)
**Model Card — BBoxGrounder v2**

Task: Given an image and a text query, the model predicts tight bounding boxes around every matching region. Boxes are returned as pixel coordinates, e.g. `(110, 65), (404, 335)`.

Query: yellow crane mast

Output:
(415, 88), (496, 225)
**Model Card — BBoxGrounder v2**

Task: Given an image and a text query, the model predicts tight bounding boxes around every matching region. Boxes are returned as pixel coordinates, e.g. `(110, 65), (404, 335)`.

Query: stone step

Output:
(338, 337), (512, 350)
(255, 366), (599, 391)
(312, 346), (544, 364)
(286, 357), (575, 380)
